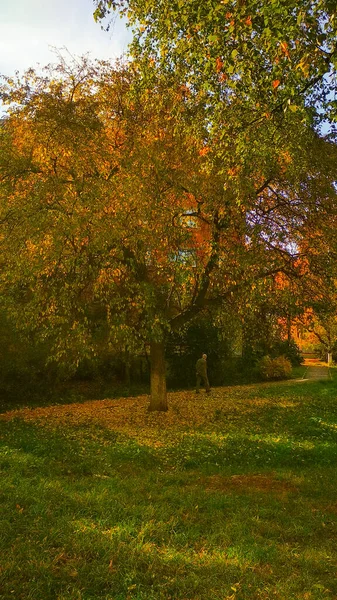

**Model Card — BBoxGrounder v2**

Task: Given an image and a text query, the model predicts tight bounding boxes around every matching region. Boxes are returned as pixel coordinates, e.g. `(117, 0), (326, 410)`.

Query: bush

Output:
(271, 339), (303, 366)
(258, 355), (292, 380)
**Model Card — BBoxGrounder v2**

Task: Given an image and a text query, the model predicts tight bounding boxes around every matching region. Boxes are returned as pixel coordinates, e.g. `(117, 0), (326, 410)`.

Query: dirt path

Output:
(302, 358), (331, 381)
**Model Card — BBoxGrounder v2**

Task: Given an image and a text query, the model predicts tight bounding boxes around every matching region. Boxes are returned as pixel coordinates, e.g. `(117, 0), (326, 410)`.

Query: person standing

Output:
(195, 353), (211, 393)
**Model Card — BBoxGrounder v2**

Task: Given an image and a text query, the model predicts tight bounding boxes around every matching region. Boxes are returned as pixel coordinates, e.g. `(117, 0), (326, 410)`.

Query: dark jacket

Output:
(196, 358), (207, 377)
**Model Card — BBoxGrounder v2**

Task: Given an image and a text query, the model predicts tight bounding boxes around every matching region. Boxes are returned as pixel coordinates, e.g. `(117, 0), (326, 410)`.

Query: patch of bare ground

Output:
(322, 503), (337, 515)
(200, 473), (298, 497)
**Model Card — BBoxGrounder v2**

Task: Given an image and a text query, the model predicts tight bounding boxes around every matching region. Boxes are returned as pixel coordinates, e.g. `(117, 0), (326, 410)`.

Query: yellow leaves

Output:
(41, 234), (53, 252)
(282, 151), (292, 164)
(0, 387), (273, 450)
(296, 57), (310, 78)
(25, 239), (37, 256)
(280, 41), (290, 58)
(97, 267), (123, 287)
(41, 260), (58, 278)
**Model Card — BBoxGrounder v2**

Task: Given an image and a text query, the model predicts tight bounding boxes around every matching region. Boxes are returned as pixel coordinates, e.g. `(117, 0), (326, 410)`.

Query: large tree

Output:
(1, 56), (336, 410)
(93, 0), (337, 387)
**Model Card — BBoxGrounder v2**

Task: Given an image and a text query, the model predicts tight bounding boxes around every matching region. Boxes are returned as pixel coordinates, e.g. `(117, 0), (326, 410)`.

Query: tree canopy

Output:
(1, 54), (337, 409)
(94, 0), (337, 129)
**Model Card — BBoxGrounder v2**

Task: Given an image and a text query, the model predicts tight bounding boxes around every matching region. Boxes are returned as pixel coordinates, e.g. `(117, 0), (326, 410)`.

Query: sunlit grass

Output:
(1, 379), (337, 598)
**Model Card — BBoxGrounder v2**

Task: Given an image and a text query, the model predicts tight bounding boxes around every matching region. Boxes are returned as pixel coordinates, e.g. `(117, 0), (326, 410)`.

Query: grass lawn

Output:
(1, 375), (337, 599)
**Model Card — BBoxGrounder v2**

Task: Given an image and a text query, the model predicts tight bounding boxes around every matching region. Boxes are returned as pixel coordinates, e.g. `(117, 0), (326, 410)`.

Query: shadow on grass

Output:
(1, 418), (337, 599)
(0, 380), (150, 414)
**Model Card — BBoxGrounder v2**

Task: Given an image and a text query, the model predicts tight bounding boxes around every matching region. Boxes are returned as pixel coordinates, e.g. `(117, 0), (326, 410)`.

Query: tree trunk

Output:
(148, 340), (168, 412)
(125, 360), (131, 387)
(124, 349), (131, 387)
(327, 352), (332, 366)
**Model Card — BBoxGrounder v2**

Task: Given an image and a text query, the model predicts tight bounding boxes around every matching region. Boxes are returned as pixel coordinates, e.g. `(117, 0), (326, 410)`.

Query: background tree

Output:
(293, 266), (337, 364)
(239, 274), (303, 366)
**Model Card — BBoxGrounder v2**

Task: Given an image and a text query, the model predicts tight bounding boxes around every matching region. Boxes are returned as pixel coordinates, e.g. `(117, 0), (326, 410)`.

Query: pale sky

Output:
(0, 0), (131, 76)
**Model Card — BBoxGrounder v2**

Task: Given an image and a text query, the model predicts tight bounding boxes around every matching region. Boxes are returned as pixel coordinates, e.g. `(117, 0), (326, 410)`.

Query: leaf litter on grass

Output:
(2, 382), (337, 599)
(0, 386), (274, 446)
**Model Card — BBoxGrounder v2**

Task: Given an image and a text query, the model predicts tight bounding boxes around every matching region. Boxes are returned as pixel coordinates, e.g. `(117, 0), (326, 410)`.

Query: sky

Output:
(0, 0), (131, 77)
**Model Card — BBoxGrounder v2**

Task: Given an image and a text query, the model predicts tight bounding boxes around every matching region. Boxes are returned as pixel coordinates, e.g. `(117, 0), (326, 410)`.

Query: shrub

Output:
(258, 355), (292, 380)
(271, 339), (303, 366)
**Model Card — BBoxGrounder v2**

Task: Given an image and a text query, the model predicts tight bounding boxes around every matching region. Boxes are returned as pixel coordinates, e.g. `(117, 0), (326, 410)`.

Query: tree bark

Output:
(148, 340), (168, 412)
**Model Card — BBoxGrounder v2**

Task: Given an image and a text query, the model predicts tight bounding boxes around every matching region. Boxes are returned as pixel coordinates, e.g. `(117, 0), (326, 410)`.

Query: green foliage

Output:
(0, 311), (66, 404)
(258, 355), (292, 380)
(95, 0), (336, 131)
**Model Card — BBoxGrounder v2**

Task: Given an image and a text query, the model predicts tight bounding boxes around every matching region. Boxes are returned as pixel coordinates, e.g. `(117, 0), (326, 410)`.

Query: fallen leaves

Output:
(0, 387), (273, 448)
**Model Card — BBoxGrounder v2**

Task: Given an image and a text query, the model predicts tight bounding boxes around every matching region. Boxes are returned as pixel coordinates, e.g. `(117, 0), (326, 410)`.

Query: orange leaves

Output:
(273, 42), (290, 82)
(274, 271), (290, 290)
(198, 146), (210, 157)
(180, 84), (190, 98)
(0, 387), (273, 449)
(215, 57), (223, 73)
(280, 150), (292, 165)
(227, 166), (239, 177)
(215, 57), (229, 82)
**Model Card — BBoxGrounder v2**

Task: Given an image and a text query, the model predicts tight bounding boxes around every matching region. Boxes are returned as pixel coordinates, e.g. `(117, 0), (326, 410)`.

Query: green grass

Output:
(1, 378), (337, 599)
